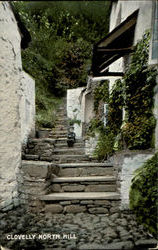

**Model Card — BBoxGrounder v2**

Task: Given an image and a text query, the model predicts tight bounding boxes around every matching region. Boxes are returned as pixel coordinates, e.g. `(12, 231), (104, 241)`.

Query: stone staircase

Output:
(22, 99), (120, 213)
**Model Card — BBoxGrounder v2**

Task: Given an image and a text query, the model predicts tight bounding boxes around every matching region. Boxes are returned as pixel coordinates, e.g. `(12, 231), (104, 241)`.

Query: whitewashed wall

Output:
(119, 153), (153, 209)
(67, 88), (85, 138)
(20, 71), (35, 143)
(0, 2), (35, 211)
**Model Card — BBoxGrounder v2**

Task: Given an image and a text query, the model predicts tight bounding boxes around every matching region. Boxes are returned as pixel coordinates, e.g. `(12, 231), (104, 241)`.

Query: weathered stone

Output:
(110, 213), (119, 221)
(45, 204), (63, 213)
(64, 205), (86, 213)
(85, 184), (116, 192)
(51, 184), (62, 192)
(71, 200), (80, 204)
(103, 228), (118, 239)
(80, 200), (93, 205)
(60, 201), (71, 205)
(94, 200), (110, 206)
(110, 206), (120, 213)
(103, 241), (134, 249)
(62, 185), (85, 192)
(89, 207), (108, 214)
(135, 239), (157, 246)
(22, 161), (51, 178)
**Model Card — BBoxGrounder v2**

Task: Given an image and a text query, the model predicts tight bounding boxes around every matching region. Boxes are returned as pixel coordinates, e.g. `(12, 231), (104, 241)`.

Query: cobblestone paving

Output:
(0, 207), (157, 250)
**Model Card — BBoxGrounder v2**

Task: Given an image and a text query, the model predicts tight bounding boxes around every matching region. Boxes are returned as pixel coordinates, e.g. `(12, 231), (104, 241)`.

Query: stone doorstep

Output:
(52, 176), (116, 183)
(40, 192), (120, 201)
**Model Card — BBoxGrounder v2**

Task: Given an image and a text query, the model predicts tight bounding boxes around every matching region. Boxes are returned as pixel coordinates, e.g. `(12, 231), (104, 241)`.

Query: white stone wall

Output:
(20, 71), (35, 143)
(67, 88), (84, 138)
(0, 2), (35, 210)
(85, 135), (99, 156)
(119, 153), (153, 209)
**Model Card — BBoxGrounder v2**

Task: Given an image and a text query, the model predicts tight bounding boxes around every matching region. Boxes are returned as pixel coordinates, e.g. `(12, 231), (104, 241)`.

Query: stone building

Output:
(0, 2), (35, 211)
(67, 0), (158, 208)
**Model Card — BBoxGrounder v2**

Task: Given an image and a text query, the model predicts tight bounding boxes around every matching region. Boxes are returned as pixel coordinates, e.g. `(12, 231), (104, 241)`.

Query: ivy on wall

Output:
(88, 32), (157, 160)
(129, 152), (158, 237)
(122, 32), (157, 149)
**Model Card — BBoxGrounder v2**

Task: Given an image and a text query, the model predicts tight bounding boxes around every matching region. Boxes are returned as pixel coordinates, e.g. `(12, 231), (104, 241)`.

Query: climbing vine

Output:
(89, 31), (157, 160)
(129, 152), (158, 237)
(122, 31), (157, 149)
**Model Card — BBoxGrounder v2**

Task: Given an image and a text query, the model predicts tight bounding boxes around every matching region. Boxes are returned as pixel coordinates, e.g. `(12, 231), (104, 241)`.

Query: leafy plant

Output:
(122, 32), (157, 149)
(13, 1), (110, 128)
(129, 152), (158, 237)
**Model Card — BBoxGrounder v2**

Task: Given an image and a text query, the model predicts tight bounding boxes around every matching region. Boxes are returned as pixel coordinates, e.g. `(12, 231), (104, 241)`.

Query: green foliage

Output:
(68, 118), (81, 126)
(129, 152), (158, 237)
(89, 32), (157, 160)
(122, 32), (157, 149)
(90, 79), (123, 160)
(94, 129), (115, 161)
(13, 1), (110, 128)
(36, 90), (62, 128)
(108, 79), (124, 134)
(87, 118), (104, 137)
(93, 80), (109, 112)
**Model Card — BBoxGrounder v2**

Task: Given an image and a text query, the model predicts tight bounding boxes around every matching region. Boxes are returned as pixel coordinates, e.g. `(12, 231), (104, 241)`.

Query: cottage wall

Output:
(109, 0), (157, 209)
(0, 2), (35, 211)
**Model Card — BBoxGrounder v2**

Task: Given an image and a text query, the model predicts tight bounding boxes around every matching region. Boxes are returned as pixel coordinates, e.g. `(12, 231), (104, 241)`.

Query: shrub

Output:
(129, 152), (158, 237)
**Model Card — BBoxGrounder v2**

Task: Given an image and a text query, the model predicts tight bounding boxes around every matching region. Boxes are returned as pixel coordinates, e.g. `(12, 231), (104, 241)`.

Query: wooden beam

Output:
(96, 46), (135, 53)
(93, 72), (124, 77)
(96, 10), (138, 48)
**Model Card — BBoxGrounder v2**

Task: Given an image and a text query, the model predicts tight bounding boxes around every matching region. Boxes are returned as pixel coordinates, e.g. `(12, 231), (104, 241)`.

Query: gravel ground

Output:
(0, 207), (157, 250)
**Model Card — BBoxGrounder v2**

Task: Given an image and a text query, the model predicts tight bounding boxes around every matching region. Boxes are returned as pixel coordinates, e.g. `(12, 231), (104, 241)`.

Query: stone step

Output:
(21, 160), (53, 178)
(29, 138), (56, 144)
(55, 143), (84, 148)
(53, 154), (90, 163)
(50, 176), (116, 192)
(55, 138), (84, 144)
(23, 154), (39, 161)
(51, 183), (116, 192)
(52, 176), (116, 183)
(23, 154), (53, 162)
(58, 162), (113, 168)
(51, 135), (68, 139)
(57, 163), (114, 177)
(40, 192), (120, 201)
(53, 148), (85, 155)
(53, 130), (68, 134)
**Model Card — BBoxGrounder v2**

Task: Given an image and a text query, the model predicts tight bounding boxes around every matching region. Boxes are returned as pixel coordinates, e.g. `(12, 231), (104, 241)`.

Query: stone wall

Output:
(111, 151), (154, 209)
(0, 2), (35, 211)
